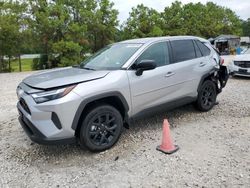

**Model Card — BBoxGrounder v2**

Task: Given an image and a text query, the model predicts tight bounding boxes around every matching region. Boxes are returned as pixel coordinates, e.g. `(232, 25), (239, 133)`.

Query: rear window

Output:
(171, 40), (196, 62)
(195, 40), (211, 56)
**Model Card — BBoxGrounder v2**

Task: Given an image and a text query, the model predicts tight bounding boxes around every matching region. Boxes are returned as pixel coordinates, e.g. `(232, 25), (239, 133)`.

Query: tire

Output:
(79, 104), (123, 152)
(196, 80), (217, 112)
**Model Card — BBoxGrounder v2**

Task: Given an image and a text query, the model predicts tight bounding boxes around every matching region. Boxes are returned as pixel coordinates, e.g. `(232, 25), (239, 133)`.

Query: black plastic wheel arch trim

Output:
(71, 91), (129, 130)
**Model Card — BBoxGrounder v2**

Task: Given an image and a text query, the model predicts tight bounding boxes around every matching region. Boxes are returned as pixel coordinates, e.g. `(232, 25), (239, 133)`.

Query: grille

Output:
(234, 61), (250, 68)
(20, 98), (31, 115)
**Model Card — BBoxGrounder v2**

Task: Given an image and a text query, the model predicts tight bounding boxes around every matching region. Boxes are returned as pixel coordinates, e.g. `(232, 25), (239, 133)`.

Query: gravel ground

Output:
(0, 72), (250, 188)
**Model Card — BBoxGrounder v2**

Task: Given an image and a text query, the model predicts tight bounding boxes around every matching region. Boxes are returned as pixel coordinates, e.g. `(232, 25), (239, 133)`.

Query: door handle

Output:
(165, 72), (175, 77)
(199, 62), (206, 67)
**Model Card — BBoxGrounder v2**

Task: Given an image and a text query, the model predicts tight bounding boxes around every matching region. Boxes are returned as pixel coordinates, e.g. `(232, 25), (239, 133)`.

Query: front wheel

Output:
(79, 104), (123, 152)
(196, 80), (217, 112)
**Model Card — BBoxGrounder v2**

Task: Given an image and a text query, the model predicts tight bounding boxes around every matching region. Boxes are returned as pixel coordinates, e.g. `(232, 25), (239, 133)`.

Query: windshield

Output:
(80, 43), (142, 70)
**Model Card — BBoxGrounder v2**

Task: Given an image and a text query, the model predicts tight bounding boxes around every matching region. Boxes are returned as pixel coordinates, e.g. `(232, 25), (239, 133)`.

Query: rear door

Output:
(168, 39), (209, 97)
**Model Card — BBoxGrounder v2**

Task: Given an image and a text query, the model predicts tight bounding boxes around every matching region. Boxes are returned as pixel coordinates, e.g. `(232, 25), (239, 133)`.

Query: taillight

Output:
(220, 58), (224, 65)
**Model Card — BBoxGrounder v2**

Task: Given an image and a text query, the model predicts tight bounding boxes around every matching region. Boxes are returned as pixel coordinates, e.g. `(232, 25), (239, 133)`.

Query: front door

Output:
(127, 41), (181, 115)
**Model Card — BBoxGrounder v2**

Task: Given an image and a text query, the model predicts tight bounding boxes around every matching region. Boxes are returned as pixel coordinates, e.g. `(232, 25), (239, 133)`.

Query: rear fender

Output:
(198, 65), (229, 95)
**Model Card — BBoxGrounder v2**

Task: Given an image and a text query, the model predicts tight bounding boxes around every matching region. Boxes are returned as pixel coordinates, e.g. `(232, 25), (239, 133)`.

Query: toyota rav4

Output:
(17, 36), (228, 151)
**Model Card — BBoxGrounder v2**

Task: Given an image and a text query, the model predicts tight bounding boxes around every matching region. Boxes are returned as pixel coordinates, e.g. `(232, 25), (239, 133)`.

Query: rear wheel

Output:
(79, 104), (123, 152)
(196, 80), (217, 112)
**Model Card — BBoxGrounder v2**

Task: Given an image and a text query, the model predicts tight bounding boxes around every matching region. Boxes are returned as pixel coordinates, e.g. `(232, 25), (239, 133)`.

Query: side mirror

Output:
(135, 60), (156, 76)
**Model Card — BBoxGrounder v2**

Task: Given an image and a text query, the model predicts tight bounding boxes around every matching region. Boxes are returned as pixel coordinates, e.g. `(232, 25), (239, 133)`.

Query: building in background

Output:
(209, 35), (240, 55)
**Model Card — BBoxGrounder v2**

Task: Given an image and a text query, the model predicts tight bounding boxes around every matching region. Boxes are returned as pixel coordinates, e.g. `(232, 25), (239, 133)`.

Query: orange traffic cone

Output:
(156, 119), (179, 154)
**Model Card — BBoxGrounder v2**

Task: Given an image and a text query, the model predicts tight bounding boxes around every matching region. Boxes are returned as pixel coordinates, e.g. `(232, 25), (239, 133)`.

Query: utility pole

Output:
(18, 54), (22, 72)
(9, 56), (11, 72)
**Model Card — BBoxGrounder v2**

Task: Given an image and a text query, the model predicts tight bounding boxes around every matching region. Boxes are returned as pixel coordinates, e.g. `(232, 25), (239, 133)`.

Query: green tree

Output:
(1, 0), (244, 72)
(161, 1), (186, 36)
(0, 0), (27, 72)
(205, 2), (242, 37)
(163, 1), (242, 38)
(123, 1), (242, 39)
(29, 0), (118, 67)
(29, 0), (86, 67)
(86, 0), (119, 51)
(122, 4), (163, 39)
(242, 18), (250, 36)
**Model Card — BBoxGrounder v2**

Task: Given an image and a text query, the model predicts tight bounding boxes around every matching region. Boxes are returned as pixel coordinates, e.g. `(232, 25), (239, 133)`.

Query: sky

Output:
(111, 0), (250, 24)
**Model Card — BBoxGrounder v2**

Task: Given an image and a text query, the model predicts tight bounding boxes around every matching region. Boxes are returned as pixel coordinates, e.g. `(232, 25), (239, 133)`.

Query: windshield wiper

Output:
(81, 67), (96, 71)
(72, 65), (95, 71)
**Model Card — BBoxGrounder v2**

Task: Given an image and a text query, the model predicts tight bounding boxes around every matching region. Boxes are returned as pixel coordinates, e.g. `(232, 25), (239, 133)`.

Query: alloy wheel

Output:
(88, 113), (118, 146)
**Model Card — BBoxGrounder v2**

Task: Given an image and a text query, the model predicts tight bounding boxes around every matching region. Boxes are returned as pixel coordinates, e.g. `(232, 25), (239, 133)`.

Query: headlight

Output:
(31, 85), (76, 104)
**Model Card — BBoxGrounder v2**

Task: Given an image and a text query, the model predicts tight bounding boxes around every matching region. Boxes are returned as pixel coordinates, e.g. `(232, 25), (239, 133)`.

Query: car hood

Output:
(234, 54), (250, 61)
(23, 67), (110, 89)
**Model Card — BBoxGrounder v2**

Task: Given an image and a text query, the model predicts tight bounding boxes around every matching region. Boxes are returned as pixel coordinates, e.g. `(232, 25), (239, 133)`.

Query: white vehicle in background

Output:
(229, 48), (250, 77)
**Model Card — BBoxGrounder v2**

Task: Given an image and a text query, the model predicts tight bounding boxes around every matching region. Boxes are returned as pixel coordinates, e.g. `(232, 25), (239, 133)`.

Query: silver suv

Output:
(17, 36), (228, 151)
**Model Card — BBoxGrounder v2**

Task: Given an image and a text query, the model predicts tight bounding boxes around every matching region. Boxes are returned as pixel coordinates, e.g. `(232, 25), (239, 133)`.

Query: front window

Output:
(80, 43), (142, 70)
(135, 42), (170, 67)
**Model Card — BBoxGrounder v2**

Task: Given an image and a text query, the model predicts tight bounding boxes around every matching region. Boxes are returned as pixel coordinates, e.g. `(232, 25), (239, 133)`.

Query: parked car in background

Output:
(229, 48), (250, 77)
(16, 36), (228, 152)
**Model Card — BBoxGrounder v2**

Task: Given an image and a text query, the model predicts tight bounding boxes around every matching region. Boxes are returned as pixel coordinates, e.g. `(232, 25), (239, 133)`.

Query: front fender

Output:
(71, 91), (129, 130)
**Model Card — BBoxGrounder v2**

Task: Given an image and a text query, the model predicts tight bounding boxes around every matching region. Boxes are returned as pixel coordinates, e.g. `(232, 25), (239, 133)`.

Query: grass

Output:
(10, 58), (33, 72)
